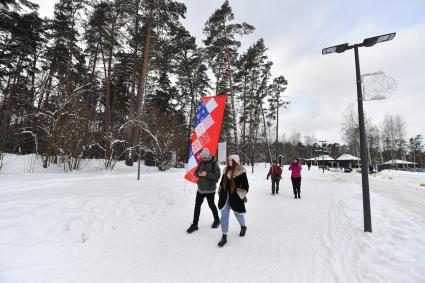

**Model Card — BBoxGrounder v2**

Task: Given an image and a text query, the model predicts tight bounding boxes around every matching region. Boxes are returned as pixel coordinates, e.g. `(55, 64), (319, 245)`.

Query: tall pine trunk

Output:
(132, 0), (154, 149)
(185, 57), (196, 162)
(241, 74), (248, 164)
(104, 14), (118, 131)
(29, 52), (39, 109)
(224, 44), (239, 154)
(260, 103), (272, 163)
(125, 0), (141, 166)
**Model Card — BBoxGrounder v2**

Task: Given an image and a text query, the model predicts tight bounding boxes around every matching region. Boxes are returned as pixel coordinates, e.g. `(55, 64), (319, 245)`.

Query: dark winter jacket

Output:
(267, 165), (282, 180)
(194, 156), (221, 194)
(218, 165), (249, 213)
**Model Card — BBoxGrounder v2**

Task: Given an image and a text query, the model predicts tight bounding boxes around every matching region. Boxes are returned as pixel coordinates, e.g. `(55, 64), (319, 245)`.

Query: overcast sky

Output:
(33, 0), (425, 144)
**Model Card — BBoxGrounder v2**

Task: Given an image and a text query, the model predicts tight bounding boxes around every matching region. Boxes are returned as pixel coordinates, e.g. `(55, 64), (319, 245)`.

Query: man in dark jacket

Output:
(187, 148), (221, 233)
(266, 160), (282, 195)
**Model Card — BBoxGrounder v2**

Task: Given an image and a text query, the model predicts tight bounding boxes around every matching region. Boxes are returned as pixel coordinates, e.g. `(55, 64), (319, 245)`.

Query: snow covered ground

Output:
(1, 155), (425, 283)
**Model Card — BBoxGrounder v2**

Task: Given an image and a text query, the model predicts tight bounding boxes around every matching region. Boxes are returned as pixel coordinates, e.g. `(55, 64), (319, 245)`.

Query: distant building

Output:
(306, 155), (335, 168)
(378, 160), (418, 171)
(336, 154), (361, 169)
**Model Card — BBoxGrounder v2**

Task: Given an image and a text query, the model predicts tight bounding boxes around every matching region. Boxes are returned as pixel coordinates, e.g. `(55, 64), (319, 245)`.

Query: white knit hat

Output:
(229, 154), (240, 164)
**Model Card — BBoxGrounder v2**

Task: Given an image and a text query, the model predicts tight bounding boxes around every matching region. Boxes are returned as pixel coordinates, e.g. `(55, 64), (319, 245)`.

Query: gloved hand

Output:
(236, 188), (247, 199)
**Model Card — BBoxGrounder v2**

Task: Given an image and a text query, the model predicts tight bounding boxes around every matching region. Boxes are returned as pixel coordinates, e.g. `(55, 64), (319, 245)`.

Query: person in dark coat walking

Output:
(307, 161), (311, 171)
(369, 164), (374, 174)
(187, 148), (221, 233)
(289, 157), (302, 199)
(217, 154), (249, 247)
(266, 160), (282, 195)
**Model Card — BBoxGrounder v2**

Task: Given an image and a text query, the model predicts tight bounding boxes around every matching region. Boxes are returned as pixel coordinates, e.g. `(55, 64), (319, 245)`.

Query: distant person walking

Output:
(369, 164), (374, 174)
(266, 160), (282, 195)
(217, 154), (249, 247)
(186, 148), (221, 234)
(307, 161), (311, 171)
(289, 158), (302, 199)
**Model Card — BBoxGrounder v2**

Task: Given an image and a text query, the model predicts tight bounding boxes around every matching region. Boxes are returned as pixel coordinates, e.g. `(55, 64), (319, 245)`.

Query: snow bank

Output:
(0, 153), (166, 175)
(376, 169), (425, 190)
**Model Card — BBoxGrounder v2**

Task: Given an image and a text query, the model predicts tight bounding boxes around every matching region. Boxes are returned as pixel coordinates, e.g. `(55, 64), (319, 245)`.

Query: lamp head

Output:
(362, 33), (396, 47)
(322, 43), (349, 55)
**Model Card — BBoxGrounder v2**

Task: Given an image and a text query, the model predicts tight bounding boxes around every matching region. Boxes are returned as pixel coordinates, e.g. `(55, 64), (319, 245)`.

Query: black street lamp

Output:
(322, 32), (396, 233)
(315, 140), (327, 173)
(320, 140), (327, 173)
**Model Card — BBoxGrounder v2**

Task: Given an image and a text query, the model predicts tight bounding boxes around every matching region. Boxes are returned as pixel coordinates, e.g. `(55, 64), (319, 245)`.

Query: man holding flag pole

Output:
(186, 148), (221, 233)
(185, 96), (227, 234)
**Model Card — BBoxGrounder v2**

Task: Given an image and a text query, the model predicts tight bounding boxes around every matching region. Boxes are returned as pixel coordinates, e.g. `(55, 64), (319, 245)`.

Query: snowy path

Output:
(345, 170), (425, 226)
(1, 165), (425, 283)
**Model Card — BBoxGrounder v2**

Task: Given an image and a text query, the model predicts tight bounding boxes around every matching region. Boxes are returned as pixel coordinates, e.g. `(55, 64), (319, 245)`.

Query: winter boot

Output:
(211, 219), (220, 229)
(186, 224), (198, 233)
(218, 234), (227, 247)
(294, 194), (298, 199)
(240, 226), (247, 237)
(298, 192), (301, 199)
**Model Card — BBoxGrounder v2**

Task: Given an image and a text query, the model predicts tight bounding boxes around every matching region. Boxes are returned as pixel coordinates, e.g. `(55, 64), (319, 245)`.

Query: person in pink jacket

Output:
(289, 158), (302, 199)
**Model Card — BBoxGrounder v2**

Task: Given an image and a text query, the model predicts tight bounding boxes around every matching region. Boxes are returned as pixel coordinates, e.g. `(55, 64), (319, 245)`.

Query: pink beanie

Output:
(229, 154), (240, 164)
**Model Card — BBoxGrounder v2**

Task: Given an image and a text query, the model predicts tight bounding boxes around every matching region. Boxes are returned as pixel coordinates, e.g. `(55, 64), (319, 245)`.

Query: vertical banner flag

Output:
(184, 96), (226, 183)
(218, 142), (227, 163)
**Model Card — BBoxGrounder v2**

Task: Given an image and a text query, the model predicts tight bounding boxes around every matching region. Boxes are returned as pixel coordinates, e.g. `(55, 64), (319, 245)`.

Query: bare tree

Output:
(28, 84), (90, 168)
(381, 114), (406, 162)
(303, 134), (316, 158)
(140, 109), (185, 171)
(341, 105), (360, 156)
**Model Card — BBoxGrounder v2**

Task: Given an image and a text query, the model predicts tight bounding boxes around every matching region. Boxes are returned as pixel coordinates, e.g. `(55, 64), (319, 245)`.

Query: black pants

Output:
(291, 177), (301, 195)
(271, 179), (280, 194)
(193, 192), (219, 225)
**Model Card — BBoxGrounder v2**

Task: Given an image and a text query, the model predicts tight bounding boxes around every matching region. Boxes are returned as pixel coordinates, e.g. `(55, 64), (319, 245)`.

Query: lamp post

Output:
(320, 140), (327, 173)
(275, 95), (279, 162)
(322, 32), (396, 233)
(315, 140), (327, 173)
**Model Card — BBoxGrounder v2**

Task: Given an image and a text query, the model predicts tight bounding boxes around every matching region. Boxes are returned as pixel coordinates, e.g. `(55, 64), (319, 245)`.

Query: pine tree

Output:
(38, 0), (85, 109)
(267, 75), (288, 160)
(0, 1), (44, 152)
(174, 27), (210, 160)
(127, 0), (187, 166)
(30, 0), (94, 168)
(408, 135), (423, 169)
(203, 0), (254, 154)
(234, 39), (275, 168)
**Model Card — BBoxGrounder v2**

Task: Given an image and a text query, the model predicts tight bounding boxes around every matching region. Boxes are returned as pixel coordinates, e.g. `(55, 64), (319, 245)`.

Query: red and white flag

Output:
(184, 96), (226, 183)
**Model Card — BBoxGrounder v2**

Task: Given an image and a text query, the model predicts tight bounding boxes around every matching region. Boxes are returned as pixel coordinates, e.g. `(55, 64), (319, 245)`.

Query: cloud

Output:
(276, 23), (425, 143)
